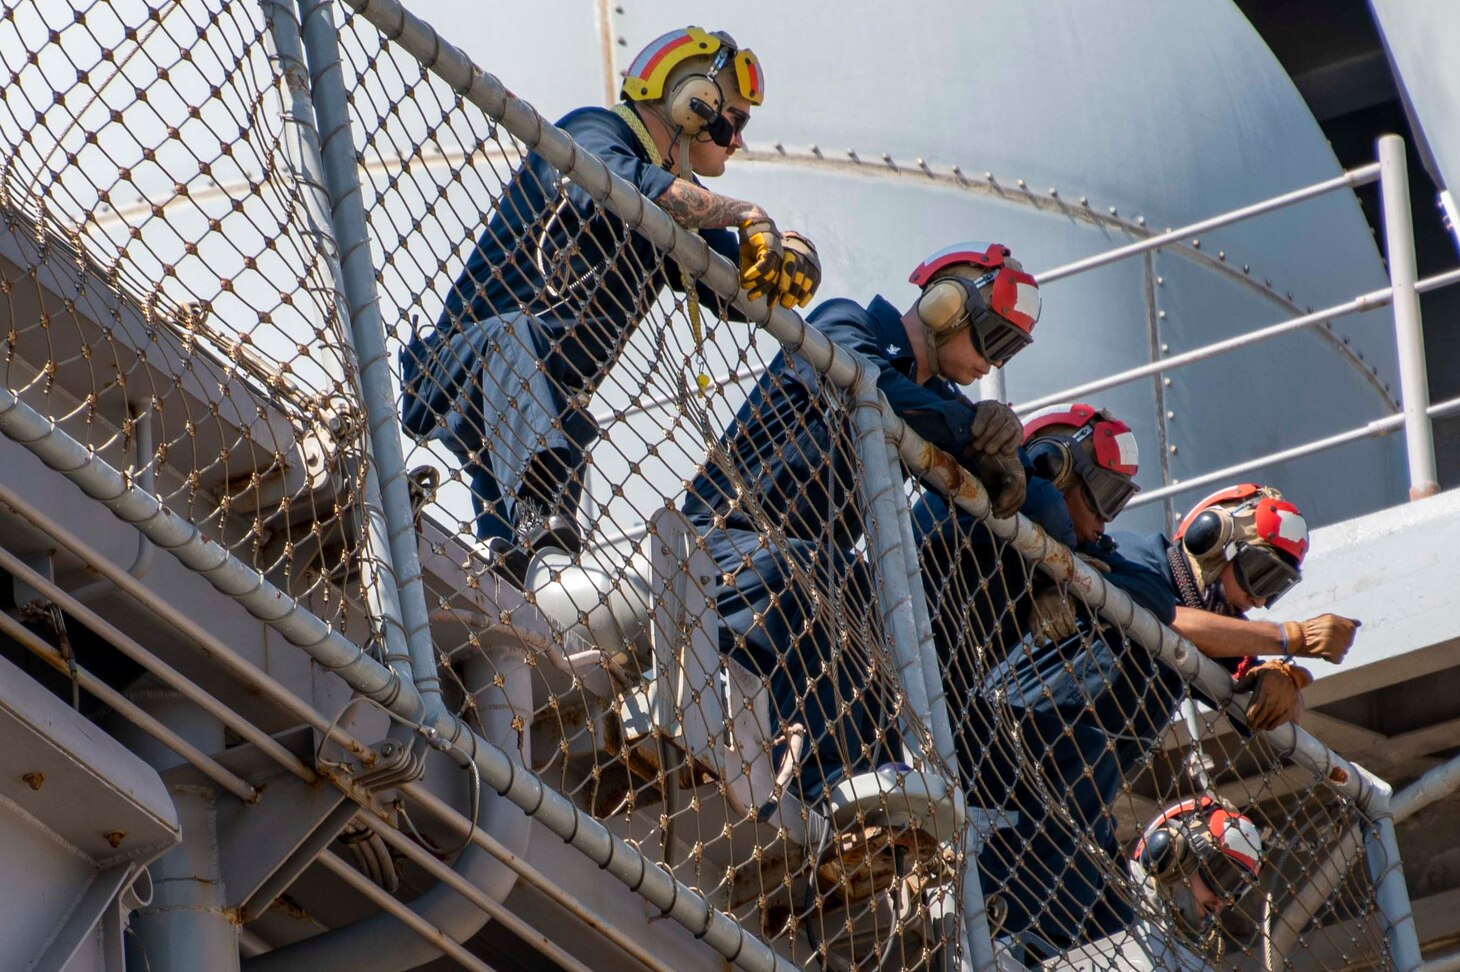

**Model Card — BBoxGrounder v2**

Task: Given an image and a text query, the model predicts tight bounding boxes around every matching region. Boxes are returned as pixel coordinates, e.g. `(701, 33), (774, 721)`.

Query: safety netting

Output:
(0, 0), (1406, 969)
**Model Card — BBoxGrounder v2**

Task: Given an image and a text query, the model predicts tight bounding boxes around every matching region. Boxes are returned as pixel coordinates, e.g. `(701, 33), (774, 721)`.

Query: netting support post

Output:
(851, 374), (996, 972)
(1364, 788), (1423, 972)
(882, 434), (994, 972)
(287, 0), (443, 712)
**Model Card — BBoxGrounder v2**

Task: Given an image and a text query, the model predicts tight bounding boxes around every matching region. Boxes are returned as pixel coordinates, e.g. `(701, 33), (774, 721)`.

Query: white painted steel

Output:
(1379, 135), (1441, 500)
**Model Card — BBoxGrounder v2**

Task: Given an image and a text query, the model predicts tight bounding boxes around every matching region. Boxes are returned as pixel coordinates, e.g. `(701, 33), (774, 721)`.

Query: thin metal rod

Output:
(1128, 392), (1460, 507)
(296, 0), (441, 703)
(367, 817), (598, 972)
(0, 611), (258, 802)
(1035, 162), (1382, 284)
(0, 545), (317, 785)
(882, 436), (991, 972)
(851, 380), (955, 768)
(856, 381), (988, 970)
(1017, 264), (1460, 416)
(1379, 134), (1440, 501)
(314, 851), (497, 972)
(1393, 748), (1460, 823)
(397, 783), (677, 972)
(1015, 288), (1387, 415)
(0, 477), (378, 767)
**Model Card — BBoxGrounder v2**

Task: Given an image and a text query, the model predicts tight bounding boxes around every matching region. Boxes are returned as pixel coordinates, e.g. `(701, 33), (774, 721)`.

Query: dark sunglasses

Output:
(704, 108), (750, 148)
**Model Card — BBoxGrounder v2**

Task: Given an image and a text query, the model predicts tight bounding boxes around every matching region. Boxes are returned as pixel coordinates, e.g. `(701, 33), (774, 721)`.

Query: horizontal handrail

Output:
(1016, 265), (1460, 416)
(1128, 393), (1460, 507)
(1035, 162), (1382, 284)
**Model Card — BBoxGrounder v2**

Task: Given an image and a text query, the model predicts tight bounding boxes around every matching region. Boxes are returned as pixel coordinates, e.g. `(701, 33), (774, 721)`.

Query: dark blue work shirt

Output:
(403, 104), (741, 435)
(988, 531), (1185, 743)
(684, 295), (982, 549)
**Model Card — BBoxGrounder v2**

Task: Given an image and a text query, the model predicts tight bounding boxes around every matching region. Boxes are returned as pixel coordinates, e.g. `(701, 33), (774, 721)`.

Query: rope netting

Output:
(0, 0), (1406, 969)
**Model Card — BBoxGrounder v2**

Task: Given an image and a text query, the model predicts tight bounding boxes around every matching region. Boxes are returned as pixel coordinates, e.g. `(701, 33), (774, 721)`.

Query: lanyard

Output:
(611, 104), (711, 395)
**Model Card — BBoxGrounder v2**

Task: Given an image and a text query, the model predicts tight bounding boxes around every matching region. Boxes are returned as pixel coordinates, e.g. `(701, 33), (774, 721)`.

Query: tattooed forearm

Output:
(655, 180), (765, 229)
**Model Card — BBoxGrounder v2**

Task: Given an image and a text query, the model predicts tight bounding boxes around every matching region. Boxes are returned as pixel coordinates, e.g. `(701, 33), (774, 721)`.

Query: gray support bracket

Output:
(31, 862), (145, 972)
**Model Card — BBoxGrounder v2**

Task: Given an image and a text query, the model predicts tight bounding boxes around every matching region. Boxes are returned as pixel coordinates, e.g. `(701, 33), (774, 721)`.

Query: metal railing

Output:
(0, 2), (1448, 971)
(1022, 134), (1454, 509)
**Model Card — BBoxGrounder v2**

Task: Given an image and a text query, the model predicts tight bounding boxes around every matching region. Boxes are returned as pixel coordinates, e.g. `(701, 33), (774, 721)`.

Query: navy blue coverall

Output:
(401, 105), (741, 542)
(683, 295), (992, 803)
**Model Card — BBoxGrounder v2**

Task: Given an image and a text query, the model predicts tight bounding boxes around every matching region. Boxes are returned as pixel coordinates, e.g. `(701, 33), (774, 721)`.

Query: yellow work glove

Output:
(737, 217), (784, 302)
(774, 231), (822, 308)
(1233, 659), (1313, 731)
(1283, 614), (1360, 664)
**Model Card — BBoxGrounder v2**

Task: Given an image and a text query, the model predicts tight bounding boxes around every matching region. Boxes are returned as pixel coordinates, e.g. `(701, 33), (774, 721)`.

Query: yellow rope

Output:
(611, 104), (711, 396)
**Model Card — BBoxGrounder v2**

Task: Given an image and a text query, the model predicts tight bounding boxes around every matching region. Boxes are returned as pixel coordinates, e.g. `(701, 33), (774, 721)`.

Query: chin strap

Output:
(611, 104), (711, 396)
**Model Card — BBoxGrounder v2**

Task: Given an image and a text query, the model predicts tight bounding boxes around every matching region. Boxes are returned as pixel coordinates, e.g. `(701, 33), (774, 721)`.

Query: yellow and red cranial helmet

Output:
(1175, 483), (1309, 602)
(621, 27), (764, 106)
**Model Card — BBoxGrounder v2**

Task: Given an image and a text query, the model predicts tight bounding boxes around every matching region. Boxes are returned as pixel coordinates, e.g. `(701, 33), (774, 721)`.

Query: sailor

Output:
(683, 241), (1040, 806)
(1128, 795), (1266, 966)
(973, 476), (1360, 953)
(401, 27), (820, 573)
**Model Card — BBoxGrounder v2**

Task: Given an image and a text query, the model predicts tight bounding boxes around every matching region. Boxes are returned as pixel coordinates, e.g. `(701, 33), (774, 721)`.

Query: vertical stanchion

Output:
(261, 0), (420, 706)
(296, 0), (443, 702)
(1364, 793), (1423, 972)
(1378, 134), (1440, 501)
(850, 376), (996, 972)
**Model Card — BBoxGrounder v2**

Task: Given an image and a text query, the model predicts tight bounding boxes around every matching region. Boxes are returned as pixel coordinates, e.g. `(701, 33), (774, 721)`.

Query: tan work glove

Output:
(1283, 614), (1360, 664)
(1027, 554), (1109, 644)
(1233, 659), (1313, 731)
(969, 402), (1023, 458)
(773, 231), (821, 308)
(976, 452), (1027, 519)
(737, 217), (784, 302)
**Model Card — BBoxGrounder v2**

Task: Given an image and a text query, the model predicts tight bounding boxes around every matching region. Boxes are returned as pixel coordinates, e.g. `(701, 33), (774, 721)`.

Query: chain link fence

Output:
(0, 0), (1414, 969)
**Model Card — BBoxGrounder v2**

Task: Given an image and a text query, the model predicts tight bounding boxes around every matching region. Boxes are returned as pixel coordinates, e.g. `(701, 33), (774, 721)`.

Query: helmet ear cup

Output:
(666, 74), (723, 134)
(1182, 508), (1232, 559)
(915, 278), (974, 338)
(1027, 438), (1075, 491)
(1141, 828), (1190, 881)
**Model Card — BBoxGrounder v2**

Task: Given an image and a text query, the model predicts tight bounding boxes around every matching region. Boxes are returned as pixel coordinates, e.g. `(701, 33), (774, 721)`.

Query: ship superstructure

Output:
(2, 2), (1459, 971)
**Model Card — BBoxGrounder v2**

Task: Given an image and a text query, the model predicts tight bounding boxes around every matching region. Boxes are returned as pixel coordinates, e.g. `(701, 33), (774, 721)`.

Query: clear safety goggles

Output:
(1232, 542), (1301, 606)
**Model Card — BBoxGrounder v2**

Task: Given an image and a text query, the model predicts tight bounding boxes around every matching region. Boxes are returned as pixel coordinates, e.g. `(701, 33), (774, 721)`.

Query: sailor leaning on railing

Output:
(399, 25), (820, 581)
(680, 241), (1040, 860)
(915, 399), (1361, 956)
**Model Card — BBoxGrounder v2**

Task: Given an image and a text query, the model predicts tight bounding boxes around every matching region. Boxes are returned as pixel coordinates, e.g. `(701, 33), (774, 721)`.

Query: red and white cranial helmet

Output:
(1175, 483), (1309, 603)
(1023, 402), (1140, 520)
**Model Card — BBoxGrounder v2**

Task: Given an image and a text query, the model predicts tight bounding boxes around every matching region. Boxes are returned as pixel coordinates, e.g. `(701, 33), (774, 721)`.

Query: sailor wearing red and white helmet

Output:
(682, 241), (1041, 805)
(1163, 484), (1362, 730)
(402, 26), (820, 576)
(1133, 796), (1265, 941)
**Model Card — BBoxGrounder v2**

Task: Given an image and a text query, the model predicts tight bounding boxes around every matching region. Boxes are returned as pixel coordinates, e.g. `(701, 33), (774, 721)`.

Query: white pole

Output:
(1378, 134), (1440, 500)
